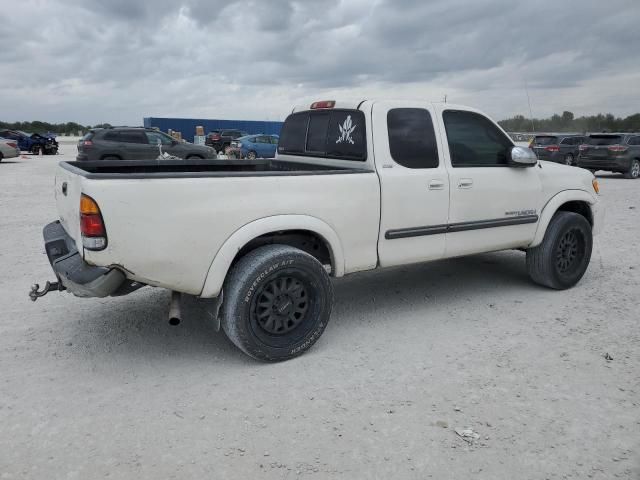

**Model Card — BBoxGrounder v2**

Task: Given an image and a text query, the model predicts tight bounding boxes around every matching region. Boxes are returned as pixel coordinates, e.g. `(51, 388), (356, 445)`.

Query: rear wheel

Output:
(186, 155), (203, 159)
(526, 211), (592, 290)
(246, 150), (257, 160)
(101, 155), (121, 161)
(0, 152), (3, 162)
(221, 245), (333, 362)
(624, 159), (640, 179)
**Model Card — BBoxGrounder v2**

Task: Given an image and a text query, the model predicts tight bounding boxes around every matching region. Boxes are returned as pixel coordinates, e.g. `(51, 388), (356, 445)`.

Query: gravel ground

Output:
(1, 144), (639, 479)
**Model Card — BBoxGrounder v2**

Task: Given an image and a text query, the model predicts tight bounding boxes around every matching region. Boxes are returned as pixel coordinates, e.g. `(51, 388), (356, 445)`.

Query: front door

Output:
(435, 107), (542, 257)
(374, 102), (450, 267)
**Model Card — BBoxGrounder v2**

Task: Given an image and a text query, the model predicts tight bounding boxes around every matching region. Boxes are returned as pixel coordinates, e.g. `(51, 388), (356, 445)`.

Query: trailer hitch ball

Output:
(29, 281), (62, 301)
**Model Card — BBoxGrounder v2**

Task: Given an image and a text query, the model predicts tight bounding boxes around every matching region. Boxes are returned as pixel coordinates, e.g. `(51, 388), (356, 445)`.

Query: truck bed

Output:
(61, 159), (371, 179)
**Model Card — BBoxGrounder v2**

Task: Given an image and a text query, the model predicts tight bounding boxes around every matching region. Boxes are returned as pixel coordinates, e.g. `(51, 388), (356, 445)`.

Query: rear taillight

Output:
(211, 134), (221, 140)
(80, 194), (107, 250)
(7, 142), (17, 148)
(608, 145), (628, 153)
(545, 145), (560, 152)
(83, 140), (93, 147)
(579, 144), (588, 152)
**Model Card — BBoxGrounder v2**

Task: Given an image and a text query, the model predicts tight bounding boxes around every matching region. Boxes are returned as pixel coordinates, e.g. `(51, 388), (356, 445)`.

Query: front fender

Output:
(199, 215), (345, 298)
(530, 189), (599, 248)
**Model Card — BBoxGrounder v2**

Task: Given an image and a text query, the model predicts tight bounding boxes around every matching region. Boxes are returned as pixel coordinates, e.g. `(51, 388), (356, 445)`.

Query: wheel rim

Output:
(565, 154), (573, 166)
(555, 228), (584, 274)
(253, 276), (310, 335)
(248, 151), (256, 160)
(632, 161), (639, 178)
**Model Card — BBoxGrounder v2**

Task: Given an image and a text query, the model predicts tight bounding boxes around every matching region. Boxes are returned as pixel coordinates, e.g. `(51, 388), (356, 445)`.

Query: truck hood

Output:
(538, 160), (597, 200)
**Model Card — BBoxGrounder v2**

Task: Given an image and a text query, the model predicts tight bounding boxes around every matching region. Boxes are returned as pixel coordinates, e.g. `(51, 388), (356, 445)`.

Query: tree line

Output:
(0, 121), (112, 135)
(498, 111), (640, 133)
(3, 111), (640, 136)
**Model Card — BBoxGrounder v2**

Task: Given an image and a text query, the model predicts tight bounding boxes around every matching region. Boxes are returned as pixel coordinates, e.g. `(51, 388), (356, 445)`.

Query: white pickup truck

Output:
(33, 100), (603, 361)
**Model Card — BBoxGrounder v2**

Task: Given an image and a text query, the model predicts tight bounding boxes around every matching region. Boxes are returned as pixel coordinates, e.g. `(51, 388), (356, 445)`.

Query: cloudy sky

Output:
(1, 0), (638, 125)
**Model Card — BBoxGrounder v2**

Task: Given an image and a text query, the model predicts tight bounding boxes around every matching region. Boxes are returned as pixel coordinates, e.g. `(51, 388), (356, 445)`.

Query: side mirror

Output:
(509, 146), (537, 167)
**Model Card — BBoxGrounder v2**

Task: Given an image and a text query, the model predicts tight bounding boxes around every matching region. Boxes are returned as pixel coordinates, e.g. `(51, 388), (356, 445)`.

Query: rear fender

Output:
(199, 215), (344, 298)
(530, 190), (598, 247)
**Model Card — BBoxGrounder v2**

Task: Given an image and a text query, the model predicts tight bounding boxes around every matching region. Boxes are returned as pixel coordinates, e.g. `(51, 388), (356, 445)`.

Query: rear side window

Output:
(588, 135), (622, 145)
(628, 136), (640, 146)
(116, 131), (148, 144)
(387, 108), (439, 168)
(103, 131), (119, 141)
(279, 109), (367, 161)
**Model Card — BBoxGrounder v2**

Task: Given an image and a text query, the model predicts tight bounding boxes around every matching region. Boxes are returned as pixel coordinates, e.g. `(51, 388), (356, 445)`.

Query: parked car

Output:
(529, 134), (585, 166)
(205, 129), (248, 153)
(228, 134), (279, 159)
(34, 99), (603, 361)
(76, 127), (217, 161)
(577, 133), (640, 179)
(0, 137), (20, 161)
(0, 129), (59, 155)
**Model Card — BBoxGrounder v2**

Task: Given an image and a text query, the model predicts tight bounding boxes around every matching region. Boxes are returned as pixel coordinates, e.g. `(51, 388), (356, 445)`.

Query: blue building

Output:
(143, 117), (283, 143)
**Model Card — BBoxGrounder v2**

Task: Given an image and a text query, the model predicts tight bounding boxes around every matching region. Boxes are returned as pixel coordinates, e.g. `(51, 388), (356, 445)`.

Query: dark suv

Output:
(205, 129), (248, 153)
(529, 134), (586, 166)
(578, 133), (640, 179)
(77, 127), (217, 161)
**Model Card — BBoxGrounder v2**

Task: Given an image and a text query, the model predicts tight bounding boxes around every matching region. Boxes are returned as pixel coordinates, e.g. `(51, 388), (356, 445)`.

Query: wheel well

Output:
(556, 201), (592, 226)
(186, 154), (203, 159)
(100, 154), (122, 160)
(233, 230), (333, 273)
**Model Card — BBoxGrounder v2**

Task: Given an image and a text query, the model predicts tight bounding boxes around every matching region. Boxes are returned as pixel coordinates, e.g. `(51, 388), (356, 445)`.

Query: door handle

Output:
(428, 180), (445, 190)
(458, 178), (473, 189)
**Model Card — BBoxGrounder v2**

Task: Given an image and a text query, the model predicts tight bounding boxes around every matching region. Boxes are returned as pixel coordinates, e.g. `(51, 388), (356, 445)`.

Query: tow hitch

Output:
(29, 281), (65, 301)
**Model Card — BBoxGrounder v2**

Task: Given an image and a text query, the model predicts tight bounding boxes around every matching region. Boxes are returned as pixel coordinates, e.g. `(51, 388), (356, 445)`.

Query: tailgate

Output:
(54, 165), (83, 248)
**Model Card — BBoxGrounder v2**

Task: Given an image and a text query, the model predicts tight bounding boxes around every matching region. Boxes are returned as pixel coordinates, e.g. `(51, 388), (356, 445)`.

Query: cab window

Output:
(443, 110), (513, 167)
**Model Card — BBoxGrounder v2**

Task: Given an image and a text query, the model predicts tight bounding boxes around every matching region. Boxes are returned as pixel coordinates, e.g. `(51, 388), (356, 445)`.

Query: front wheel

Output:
(221, 245), (333, 361)
(624, 159), (640, 179)
(246, 150), (257, 160)
(564, 153), (574, 166)
(526, 211), (592, 290)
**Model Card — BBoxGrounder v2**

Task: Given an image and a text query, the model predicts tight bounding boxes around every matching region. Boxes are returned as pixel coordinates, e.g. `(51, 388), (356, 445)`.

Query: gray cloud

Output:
(0, 0), (638, 124)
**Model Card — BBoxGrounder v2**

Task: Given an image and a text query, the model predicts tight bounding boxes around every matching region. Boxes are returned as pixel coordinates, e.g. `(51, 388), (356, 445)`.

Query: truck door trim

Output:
(385, 214), (539, 239)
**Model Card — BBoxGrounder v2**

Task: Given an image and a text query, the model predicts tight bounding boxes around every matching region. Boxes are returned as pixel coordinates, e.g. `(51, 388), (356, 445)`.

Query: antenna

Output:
(444, 94), (448, 103)
(524, 80), (535, 132)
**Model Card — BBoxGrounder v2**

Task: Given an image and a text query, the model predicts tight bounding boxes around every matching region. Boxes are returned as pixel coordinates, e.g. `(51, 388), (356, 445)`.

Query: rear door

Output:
(373, 101), (450, 267)
(116, 130), (150, 160)
(436, 107), (541, 256)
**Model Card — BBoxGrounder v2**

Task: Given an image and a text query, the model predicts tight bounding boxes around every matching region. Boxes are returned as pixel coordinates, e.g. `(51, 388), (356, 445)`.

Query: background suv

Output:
(77, 127), (216, 161)
(205, 129), (248, 153)
(529, 134), (585, 166)
(578, 133), (640, 178)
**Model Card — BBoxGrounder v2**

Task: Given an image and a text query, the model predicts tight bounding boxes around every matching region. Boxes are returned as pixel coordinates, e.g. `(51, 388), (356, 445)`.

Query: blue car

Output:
(0, 129), (59, 154)
(229, 134), (279, 159)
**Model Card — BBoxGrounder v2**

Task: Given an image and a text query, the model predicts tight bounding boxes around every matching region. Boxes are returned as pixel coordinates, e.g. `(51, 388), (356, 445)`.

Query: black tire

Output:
(623, 159), (640, 179)
(101, 155), (121, 161)
(246, 150), (257, 160)
(564, 153), (574, 166)
(186, 154), (203, 159)
(0, 152), (3, 162)
(221, 245), (333, 362)
(526, 211), (592, 290)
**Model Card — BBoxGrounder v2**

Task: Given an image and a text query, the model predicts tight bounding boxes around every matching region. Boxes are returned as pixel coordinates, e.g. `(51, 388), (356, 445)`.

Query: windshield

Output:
(588, 135), (622, 146)
(532, 136), (558, 145)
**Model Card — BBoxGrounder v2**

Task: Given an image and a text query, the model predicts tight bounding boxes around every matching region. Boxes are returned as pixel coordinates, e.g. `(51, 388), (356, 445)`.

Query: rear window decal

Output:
(336, 115), (357, 145)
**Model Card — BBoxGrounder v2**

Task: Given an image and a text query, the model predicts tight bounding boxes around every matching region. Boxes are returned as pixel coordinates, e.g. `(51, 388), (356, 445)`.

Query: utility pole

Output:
(524, 80), (535, 132)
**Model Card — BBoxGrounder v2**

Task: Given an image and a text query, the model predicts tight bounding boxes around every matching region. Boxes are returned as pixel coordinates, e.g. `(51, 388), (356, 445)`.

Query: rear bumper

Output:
(578, 157), (630, 171)
(43, 221), (126, 298)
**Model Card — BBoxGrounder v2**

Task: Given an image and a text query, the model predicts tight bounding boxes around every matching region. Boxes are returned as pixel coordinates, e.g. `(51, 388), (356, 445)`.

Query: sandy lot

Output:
(1, 144), (638, 479)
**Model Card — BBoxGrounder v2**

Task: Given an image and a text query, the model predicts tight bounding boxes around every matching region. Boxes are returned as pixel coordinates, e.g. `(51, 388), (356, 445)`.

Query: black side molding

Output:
(385, 215), (539, 240)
